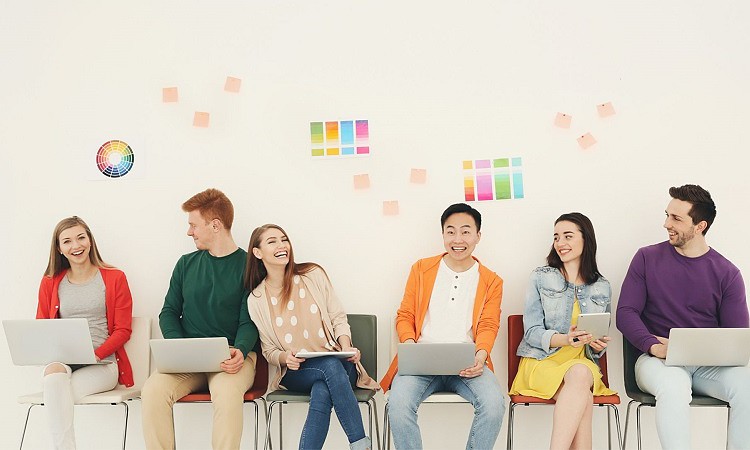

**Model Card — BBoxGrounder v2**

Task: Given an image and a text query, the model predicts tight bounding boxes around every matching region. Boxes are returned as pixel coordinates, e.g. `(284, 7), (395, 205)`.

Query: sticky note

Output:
(193, 112), (210, 128)
(224, 76), (242, 93)
(383, 201), (399, 216)
(577, 133), (597, 149)
(597, 102), (616, 118)
(410, 168), (427, 184)
(354, 174), (370, 190)
(554, 112), (572, 129)
(162, 87), (178, 103)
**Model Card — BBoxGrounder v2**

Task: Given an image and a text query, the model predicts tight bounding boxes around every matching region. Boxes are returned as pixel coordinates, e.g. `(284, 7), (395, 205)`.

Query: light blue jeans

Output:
(636, 354), (750, 450)
(387, 370), (505, 450)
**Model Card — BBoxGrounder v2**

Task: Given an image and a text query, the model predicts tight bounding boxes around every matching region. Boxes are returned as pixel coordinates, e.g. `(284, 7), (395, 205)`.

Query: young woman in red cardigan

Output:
(37, 216), (133, 450)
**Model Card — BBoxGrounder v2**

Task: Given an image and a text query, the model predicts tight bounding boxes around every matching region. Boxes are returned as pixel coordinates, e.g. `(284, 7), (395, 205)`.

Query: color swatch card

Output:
(85, 136), (146, 181)
(463, 157), (524, 202)
(311, 120), (370, 158)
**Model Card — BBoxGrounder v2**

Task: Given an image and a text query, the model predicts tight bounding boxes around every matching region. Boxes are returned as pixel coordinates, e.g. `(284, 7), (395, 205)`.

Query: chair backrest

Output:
(253, 352), (269, 393)
(622, 338), (643, 395)
(507, 314), (612, 390)
(507, 315), (524, 390)
(123, 317), (151, 388)
(348, 314), (377, 379)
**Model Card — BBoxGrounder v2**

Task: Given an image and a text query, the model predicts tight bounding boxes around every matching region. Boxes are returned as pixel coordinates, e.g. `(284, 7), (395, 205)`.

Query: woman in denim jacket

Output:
(510, 213), (615, 450)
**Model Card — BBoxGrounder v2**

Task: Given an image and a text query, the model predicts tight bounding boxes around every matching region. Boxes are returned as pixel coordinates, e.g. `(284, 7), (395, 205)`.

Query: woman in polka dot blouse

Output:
(245, 224), (378, 450)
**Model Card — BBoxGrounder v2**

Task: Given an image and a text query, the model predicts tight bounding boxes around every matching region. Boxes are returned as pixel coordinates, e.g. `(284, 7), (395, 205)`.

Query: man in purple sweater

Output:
(617, 184), (749, 449)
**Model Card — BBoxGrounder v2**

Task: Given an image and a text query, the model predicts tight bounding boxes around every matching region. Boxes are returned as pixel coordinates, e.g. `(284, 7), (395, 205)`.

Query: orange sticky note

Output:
(353, 174), (370, 190)
(410, 168), (427, 184)
(383, 201), (399, 216)
(162, 87), (178, 103)
(577, 133), (597, 149)
(597, 102), (616, 118)
(554, 112), (572, 129)
(224, 76), (242, 93)
(193, 112), (210, 128)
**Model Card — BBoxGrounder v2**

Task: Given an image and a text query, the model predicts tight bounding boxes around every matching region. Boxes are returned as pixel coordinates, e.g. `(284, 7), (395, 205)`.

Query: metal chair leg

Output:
(370, 398), (381, 450)
(506, 402), (516, 450)
(383, 401), (391, 450)
(605, 404), (623, 450)
(636, 404), (645, 450)
(120, 401), (129, 450)
(623, 400), (635, 450)
(607, 405), (612, 450)
(19, 403), (38, 450)
(278, 402), (284, 450)
(265, 401), (279, 450)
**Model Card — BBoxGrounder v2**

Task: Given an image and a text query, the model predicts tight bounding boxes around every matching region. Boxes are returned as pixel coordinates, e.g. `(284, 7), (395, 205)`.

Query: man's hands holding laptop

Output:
(403, 339), (486, 378)
(220, 347), (245, 374)
(649, 336), (669, 359)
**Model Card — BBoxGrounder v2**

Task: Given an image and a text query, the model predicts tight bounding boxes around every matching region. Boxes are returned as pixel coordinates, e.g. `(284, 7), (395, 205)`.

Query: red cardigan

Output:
(37, 267), (135, 387)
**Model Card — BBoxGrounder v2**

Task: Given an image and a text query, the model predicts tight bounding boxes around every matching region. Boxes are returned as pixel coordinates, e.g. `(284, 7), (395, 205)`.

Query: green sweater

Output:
(159, 248), (258, 357)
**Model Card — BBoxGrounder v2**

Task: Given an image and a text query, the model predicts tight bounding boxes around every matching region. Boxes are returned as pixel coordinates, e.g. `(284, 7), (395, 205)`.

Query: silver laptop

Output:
(3, 318), (108, 366)
(666, 328), (750, 367)
(150, 337), (230, 373)
(398, 343), (476, 375)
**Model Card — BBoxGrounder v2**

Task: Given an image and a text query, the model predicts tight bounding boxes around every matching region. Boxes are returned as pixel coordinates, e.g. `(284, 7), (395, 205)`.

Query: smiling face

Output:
(664, 198), (702, 249)
(252, 227), (291, 269)
(442, 212), (481, 269)
(553, 220), (584, 264)
(57, 225), (93, 268)
(186, 209), (217, 251)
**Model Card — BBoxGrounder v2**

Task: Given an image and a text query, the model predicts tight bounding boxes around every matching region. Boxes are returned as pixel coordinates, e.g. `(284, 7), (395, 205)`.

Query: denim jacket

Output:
(516, 266), (611, 362)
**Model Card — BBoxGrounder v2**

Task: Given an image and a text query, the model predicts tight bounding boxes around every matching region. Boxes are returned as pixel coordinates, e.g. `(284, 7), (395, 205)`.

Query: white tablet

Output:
(295, 351), (356, 359)
(576, 313), (611, 341)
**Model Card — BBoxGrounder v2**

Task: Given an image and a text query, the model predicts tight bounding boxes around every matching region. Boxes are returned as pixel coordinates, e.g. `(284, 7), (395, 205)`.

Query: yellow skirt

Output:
(509, 345), (615, 399)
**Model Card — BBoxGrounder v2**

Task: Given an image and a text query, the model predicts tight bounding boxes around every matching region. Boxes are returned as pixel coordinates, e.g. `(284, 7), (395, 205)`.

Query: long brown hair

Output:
(45, 216), (112, 277)
(244, 224), (323, 306)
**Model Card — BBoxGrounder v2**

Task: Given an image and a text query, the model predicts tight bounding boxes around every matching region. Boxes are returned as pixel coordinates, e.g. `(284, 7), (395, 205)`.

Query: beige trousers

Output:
(141, 353), (257, 450)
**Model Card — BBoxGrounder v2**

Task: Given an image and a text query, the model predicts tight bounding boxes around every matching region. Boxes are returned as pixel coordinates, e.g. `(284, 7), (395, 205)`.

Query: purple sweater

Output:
(617, 241), (748, 354)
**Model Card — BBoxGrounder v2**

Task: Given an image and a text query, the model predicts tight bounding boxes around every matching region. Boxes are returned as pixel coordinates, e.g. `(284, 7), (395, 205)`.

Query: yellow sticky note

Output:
(162, 87), (178, 103)
(597, 102), (616, 118)
(577, 133), (597, 150)
(410, 168), (427, 184)
(224, 76), (242, 93)
(554, 112), (572, 129)
(383, 201), (399, 216)
(193, 112), (210, 128)
(353, 174), (370, 190)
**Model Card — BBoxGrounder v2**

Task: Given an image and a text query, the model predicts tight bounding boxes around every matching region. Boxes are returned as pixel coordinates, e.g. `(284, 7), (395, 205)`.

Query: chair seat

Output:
(267, 388), (376, 403)
(18, 386), (141, 405)
(510, 393), (621, 406)
(628, 391), (727, 407)
(177, 387), (266, 403)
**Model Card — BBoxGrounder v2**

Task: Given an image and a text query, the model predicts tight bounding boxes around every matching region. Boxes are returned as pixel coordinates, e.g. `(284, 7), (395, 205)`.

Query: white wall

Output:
(2, 1), (748, 448)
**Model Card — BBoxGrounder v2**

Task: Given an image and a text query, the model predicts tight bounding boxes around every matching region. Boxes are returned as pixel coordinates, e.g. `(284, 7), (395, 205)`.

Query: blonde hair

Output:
(45, 216), (112, 277)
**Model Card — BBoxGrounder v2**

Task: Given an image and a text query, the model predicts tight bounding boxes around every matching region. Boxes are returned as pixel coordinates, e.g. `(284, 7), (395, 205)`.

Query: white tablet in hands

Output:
(575, 313), (611, 341)
(294, 351), (356, 359)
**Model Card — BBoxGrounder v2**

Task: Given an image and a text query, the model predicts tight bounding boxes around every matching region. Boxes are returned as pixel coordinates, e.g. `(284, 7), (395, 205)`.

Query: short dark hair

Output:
(668, 184), (716, 235)
(546, 212), (602, 285)
(440, 203), (482, 231)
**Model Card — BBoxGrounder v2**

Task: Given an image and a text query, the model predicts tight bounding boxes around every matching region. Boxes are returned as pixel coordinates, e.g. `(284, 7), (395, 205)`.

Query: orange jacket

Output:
(37, 268), (135, 387)
(380, 254), (503, 391)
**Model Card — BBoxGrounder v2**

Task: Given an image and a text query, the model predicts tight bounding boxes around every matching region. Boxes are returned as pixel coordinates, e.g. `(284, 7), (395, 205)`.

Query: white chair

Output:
(381, 314), (470, 449)
(18, 317), (151, 450)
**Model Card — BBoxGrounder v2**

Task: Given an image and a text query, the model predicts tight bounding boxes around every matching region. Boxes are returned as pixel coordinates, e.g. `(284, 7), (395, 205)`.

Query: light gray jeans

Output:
(42, 362), (119, 450)
(635, 353), (750, 450)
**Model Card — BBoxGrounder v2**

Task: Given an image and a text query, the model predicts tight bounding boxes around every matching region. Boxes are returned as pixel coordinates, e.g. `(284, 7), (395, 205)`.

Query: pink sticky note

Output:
(554, 112), (572, 129)
(193, 112), (210, 128)
(162, 87), (178, 103)
(577, 133), (597, 149)
(224, 76), (242, 93)
(597, 102), (616, 118)
(410, 168), (427, 184)
(383, 201), (399, 216)
(353, 174), (370, 190)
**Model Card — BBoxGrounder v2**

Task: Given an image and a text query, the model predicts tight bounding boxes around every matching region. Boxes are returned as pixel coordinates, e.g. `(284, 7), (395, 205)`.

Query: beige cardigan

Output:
(247, 267), (379, 391)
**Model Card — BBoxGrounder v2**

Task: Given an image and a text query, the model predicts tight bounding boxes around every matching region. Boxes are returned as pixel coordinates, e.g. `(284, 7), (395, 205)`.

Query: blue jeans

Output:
(636, 354), (750, 450)
(387, 370), (506, 450)
(281, 356), (370, 450)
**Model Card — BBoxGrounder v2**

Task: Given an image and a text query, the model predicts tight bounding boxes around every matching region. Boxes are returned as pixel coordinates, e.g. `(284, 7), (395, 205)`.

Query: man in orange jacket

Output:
(380, 203), (505, 450)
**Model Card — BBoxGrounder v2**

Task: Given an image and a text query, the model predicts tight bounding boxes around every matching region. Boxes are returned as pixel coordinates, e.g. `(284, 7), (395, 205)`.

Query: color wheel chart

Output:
(96, 140), (134, 178)
(463, 157), (524, 201)
(310, 120), (370, 157)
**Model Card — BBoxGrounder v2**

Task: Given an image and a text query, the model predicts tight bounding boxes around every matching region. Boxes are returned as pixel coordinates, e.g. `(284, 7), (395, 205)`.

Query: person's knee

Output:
(141, 375), (175, 407)
(44, 362), (67, 376)
(564, 364), (594, 389)
(387, 391), (420, 418)
(650, 373), (692, 403)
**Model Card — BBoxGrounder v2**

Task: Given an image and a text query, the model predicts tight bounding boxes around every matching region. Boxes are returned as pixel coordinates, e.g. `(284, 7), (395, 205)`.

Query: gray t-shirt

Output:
(58, 271), (114, 362)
